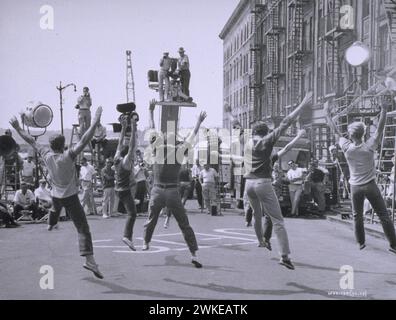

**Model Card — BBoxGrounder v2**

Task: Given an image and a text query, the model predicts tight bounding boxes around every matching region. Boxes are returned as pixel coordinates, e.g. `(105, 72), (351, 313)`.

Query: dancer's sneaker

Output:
(258, 240), (272, 251)
(102, 214), (110, 219)
(389, 246), (396, 255)
(47, 224), (58, 231)
(359, 244), (366, 250)
(191, 257), (203, 269)
(122, 237), (136, 251)
(246, 221), (252, 227)
(142, 242), (150, 251)
(83, 262), (104, 279)
(279, 258), (295, 270)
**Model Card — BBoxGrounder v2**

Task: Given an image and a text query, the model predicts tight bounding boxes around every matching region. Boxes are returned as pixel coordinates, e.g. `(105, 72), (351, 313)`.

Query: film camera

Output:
(112, 102), (139, 133)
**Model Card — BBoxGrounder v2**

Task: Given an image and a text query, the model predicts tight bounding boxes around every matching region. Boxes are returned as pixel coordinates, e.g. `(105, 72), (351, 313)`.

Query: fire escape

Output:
(323, 0), (343, 97)
(250, 0), (267, 121)
(286, 0), (306, 109)
(379, 0), (396, 220)
(263, 0), (286, 122)
(383, 0), (396, 57)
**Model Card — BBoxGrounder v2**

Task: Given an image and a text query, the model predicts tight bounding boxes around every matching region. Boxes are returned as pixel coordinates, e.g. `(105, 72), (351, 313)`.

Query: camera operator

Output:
(177, 47), (190, 97)
(159, 52), (172, 101)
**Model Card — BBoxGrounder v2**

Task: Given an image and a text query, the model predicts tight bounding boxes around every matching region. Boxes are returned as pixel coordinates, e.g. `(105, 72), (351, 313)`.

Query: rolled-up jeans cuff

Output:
(80, 250), (94, 257)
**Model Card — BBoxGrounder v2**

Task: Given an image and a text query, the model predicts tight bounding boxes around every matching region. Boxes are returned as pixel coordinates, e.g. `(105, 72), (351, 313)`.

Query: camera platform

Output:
(155, 101), (197, 108)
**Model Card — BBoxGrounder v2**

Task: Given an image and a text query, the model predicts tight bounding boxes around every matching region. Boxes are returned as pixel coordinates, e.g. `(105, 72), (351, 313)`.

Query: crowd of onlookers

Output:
(1, 145), (394, 229)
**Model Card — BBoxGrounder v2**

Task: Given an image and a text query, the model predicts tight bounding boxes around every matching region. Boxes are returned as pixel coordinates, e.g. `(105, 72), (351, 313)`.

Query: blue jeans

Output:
(50, 194), (93, 256)
(246, 179), (290, 256)
(351, 180), (396, 247)
(144, 186), (198, 253)
(117, 190), (137, 240)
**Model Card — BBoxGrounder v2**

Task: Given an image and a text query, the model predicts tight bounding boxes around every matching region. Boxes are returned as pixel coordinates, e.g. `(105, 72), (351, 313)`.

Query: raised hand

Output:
(297, 129), (307, 137)
(94, 106), (103, 122)
(120, 116), (129, 128)
(301, 91), (313, 106)
(9, 116), (21, 130)
(198, 111), (207, 123)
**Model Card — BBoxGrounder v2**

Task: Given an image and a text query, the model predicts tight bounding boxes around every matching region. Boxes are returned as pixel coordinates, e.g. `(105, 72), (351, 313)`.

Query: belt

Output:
(154, 184), (178, 189)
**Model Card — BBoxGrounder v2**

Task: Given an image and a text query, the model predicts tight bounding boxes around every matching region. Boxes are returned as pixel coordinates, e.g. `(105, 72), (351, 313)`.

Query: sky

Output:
(0, 0), (239, 133)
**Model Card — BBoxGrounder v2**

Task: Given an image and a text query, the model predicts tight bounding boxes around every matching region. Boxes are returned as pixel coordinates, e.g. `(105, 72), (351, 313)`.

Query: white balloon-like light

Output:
(345, 42), (371, 67)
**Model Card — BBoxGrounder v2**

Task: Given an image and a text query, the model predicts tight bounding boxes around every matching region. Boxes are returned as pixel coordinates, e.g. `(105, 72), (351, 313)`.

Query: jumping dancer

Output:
(325, 98), (396, 253)
(10, 107), (104, 279)
(114, 116), (139, 251)
(143, 100), (206, 268)
(244, 92), (313, 270)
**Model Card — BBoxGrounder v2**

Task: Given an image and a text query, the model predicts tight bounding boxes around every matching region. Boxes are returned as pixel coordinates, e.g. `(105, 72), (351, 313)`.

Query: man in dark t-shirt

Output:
(114, 117), (138, 251)
(142, 100), (206, 268)
(101, 158), (115, 218)
(306, 159), (328, 214)
(244, 92), (312, 270)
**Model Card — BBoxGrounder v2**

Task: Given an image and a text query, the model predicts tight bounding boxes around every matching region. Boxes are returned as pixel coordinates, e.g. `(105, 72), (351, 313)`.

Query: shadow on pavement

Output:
(162, 278), (361, 299)
(270, 258), (396, 277)
(143, 255), (237, 272)
(81, 277), (204, 300)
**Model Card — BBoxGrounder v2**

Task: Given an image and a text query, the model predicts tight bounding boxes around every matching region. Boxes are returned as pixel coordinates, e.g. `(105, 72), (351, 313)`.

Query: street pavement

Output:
(1, 201), (396, 300)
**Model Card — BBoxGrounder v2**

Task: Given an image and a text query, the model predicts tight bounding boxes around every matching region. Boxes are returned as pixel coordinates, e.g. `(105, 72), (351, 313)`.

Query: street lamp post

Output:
(56, 81), (76, 135)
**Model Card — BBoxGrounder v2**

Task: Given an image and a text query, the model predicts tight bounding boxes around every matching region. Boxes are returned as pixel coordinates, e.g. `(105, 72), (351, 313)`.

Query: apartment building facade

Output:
(221, 0), (396, 163)
(219, 0), (255, 130)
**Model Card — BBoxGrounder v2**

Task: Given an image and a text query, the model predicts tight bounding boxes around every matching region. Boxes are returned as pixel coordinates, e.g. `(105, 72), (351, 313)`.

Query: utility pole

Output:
(56, 82), (77, 135)
(126, 51), (136, 103)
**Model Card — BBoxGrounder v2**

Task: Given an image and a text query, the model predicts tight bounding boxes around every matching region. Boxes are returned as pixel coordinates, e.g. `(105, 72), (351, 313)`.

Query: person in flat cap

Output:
(13, 180), (38, 220)
(177, 47), (191, 97)
(159, 52), (172, 101)
(35, 178), (53, 209)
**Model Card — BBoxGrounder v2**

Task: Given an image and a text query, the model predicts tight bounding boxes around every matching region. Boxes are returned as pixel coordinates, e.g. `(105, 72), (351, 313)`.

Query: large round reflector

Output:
(345, 42), (371, 67)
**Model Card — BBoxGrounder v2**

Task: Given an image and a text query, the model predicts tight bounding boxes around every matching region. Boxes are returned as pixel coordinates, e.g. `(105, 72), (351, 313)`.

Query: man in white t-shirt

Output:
(287, 161), (305, 217)
(34, 179), (52, 208)
(80, 157), (97, 215)
(199, 164), (218, 215)
(10, 107), (104, 279)
(13, 182), (38, 219)
(21, 155), (35, 187)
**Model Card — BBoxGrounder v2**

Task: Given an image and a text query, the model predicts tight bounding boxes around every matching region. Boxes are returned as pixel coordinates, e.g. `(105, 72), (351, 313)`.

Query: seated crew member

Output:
(34, 178), (52, 208)
(13, 181), (38, 220)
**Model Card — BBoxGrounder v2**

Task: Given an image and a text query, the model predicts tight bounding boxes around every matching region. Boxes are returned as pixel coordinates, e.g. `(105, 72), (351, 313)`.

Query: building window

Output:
(362, 0), (370, 18)
(378, 25), (389, 70)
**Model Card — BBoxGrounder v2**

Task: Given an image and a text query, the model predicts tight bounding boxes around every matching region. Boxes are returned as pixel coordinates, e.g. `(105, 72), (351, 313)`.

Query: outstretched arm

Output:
(370, 97), (390, 146)
(115, 117), (128, 159)
(267, 91), (313, 143)
(9, 117), (38, 152)
(277, 129), (306, 158)
(122, 118), (137, 169)
(324, 102), (343, 144)
(72, 107), (103, 156)
(185, 111), (207, 146)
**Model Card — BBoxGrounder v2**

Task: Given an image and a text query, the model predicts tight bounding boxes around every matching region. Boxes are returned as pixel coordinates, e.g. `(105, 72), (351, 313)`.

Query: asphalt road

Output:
(1, 202), (396, 300)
